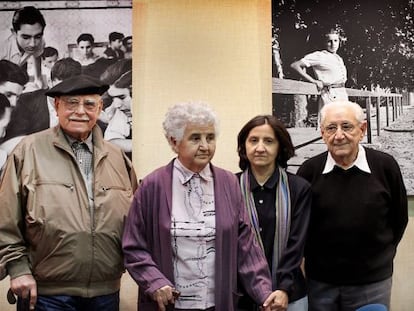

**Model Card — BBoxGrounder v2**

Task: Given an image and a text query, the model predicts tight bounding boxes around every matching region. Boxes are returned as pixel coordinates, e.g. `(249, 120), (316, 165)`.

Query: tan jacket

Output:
(0, 125), (137, 297)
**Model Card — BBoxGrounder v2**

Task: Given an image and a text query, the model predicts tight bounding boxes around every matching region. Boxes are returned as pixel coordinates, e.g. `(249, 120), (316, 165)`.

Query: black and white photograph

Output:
(271, 0), (414, 195)
(0, 0), (133, 175)
(0, 2), (136, 309)
(0, 1), (413, 310)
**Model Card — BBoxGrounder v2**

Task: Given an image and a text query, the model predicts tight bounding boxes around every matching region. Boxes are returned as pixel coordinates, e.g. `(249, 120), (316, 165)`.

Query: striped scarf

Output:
(240, 166), (291, 285)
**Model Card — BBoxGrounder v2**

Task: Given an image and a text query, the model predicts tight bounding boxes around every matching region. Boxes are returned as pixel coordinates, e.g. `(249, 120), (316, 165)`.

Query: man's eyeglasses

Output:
(61, 97), (99, 112)
(323, 122), (356, 135)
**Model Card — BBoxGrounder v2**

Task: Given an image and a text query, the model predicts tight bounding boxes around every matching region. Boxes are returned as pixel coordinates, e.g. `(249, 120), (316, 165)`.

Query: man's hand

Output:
(10, 274), (37, 310)
(262, 289), (288, 311)
(151, 285), (179, 311)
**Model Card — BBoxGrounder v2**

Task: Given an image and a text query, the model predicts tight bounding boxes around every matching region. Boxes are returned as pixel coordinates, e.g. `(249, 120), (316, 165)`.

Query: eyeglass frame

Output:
(322, 121), (362, 135)
(59, 96), (102, 112)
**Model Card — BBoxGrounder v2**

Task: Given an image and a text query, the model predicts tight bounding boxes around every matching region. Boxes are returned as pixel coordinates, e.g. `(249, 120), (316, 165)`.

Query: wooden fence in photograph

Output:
(272, 78), (404, 145)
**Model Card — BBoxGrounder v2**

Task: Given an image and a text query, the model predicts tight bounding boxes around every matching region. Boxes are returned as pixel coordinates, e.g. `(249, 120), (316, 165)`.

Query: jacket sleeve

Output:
(122, 180), (174, 298)
(0, 149), (32, 279)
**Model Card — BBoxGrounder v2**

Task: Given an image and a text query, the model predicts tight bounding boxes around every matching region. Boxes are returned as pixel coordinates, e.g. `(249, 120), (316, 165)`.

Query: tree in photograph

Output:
(273, 0), (414, 91)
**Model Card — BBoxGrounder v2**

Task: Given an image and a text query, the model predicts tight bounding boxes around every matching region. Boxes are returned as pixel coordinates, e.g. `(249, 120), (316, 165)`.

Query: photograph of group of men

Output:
(0, 2), (132, 175)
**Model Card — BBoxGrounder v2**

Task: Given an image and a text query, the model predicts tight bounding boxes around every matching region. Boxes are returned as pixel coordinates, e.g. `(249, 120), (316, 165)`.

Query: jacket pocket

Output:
(26, 181), (77, 245)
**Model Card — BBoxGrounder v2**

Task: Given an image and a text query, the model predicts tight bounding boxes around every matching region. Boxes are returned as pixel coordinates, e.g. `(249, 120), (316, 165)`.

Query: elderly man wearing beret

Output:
(0, 74), (138, 310)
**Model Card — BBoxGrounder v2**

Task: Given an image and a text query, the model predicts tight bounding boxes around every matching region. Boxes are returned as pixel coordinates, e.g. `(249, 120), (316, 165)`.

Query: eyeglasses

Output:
(323, 122), (356, 135)
(61, 97), (99, 112)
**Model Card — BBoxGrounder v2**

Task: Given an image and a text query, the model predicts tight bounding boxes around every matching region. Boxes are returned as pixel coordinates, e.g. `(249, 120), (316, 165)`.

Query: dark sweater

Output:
(296, 147), (408, 285)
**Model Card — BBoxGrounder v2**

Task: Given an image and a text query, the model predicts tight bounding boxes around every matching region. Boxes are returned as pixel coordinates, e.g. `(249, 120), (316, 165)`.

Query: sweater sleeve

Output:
(387, 156), (408, 245)
(367, 149), (408, 246)
(122, 179), (174, 297)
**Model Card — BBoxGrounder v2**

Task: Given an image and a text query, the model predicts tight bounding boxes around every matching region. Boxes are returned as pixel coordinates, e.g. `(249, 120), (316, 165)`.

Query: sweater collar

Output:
(323, 145), (371, 174)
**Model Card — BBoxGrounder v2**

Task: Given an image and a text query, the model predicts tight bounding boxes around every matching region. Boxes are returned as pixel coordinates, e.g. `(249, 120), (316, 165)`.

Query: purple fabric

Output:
(122, 160), (273, 311)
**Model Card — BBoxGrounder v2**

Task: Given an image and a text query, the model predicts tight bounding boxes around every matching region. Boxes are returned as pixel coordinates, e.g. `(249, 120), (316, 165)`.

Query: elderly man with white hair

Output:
(297, 100), (408, 311)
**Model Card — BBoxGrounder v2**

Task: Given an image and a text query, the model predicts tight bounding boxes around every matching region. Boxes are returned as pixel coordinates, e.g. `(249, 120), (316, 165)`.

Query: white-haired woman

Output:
(123, 102), (280, 311)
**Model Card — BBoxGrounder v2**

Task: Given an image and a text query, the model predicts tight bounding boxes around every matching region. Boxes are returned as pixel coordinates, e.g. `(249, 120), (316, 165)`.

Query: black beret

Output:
(45, 74), (109, 97)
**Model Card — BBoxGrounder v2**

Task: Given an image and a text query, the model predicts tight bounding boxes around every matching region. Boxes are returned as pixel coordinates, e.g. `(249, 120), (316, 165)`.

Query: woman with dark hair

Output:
(236, 115), (312, 311)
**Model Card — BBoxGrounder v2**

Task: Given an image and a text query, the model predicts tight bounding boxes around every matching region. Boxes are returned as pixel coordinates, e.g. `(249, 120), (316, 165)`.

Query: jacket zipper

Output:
(35, 181), (74, 191)
(101, 185), (128, 192)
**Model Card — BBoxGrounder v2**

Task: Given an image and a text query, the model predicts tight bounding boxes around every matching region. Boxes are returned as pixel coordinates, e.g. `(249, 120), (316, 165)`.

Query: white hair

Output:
(162, 101), (220, 146)
(320, 100), (365, 126)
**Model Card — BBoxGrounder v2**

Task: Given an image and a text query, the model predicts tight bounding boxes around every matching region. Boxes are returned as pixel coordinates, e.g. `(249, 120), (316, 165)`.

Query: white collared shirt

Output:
(171, 159), (215, 309)
(323, 145), (371, 174)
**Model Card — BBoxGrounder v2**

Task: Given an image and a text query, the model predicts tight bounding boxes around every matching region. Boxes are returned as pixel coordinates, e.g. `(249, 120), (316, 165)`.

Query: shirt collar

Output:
(249, 167), (279, 191)
(323, 145), (371, 174)
(173, 158), (213, 184)
(8, 35), (23, 59)
(66, 133), (93, 153)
